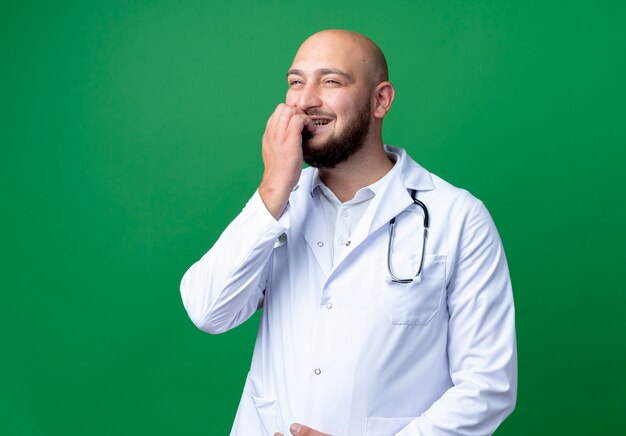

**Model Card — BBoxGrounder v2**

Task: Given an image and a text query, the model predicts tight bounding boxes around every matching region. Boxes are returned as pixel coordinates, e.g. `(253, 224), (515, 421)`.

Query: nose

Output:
(295, 83), (322, 111)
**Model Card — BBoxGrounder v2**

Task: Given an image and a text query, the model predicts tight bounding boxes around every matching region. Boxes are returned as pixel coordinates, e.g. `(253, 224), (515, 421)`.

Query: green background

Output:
(2, 1), (625, 434)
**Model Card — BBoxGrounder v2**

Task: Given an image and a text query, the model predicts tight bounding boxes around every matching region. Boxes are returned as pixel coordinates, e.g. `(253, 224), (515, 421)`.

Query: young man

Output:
(181, 30), (517, 436)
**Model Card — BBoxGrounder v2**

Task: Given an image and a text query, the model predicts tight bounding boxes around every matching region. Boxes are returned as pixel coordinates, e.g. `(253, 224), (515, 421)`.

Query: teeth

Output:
(314, 119), (330, 126)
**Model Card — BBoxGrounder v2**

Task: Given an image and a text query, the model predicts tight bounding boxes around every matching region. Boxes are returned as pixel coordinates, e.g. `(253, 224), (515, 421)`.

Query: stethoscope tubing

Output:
(387, 189), (429, 284)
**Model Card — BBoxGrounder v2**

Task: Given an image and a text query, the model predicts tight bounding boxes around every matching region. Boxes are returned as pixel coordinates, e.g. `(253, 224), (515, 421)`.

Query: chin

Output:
(303, 136), (329, 150)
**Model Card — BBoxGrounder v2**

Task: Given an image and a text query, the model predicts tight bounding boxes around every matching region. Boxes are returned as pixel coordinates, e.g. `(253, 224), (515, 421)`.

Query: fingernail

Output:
(290, 423), (302, 434)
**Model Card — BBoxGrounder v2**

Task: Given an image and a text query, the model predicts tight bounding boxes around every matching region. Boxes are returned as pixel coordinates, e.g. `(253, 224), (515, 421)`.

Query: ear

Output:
(372, 81), (395, 119)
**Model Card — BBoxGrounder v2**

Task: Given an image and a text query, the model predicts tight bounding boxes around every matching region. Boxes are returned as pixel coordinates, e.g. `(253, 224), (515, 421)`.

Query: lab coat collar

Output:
(384, 144), (435, 192)
(300, 145), (436, 276)
(334, 146), (434, 266)
(307, 144), (435, 197)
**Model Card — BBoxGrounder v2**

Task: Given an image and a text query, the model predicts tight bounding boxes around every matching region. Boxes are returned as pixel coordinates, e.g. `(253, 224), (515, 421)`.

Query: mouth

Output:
(310, 117), (333, 128)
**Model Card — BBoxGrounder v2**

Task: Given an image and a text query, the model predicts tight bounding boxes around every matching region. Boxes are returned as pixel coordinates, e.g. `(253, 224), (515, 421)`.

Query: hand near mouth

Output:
(259, 103), (312, 219)
(303, 116), (317, 133)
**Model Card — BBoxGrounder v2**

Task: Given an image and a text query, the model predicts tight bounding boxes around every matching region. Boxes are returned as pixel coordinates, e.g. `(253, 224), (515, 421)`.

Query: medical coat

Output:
(180, 145), (517, 435)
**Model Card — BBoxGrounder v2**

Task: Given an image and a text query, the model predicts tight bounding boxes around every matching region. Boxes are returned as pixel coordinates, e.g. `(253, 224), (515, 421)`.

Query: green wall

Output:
(2, 1), (625, 434)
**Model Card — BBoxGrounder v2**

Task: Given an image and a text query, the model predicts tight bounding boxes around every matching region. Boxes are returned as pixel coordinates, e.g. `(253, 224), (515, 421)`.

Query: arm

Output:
(180, 104), (312, 334)
(398, 199), (517, 435)
(180, 192), (287, 334)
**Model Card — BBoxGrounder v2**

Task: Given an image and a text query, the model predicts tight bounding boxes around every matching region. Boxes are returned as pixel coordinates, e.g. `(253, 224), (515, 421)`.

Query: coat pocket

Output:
(250, 393), (277, 436)
(366, 416), (416, 435)
(382, 254), (446, 325)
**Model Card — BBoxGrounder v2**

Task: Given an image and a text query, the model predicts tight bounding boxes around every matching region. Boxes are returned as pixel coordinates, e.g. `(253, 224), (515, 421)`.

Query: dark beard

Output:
(302, 102), (371, 169)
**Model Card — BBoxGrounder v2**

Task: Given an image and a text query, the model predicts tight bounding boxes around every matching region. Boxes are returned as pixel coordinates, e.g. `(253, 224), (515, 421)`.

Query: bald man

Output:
(181, 30), (517, 435)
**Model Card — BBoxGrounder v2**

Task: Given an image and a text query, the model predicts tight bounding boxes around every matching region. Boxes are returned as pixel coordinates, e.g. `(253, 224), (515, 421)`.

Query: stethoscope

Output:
(387, 189), (429, 283)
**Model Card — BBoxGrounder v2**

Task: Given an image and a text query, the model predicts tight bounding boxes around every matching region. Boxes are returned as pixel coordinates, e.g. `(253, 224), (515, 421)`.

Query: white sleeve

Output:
(180, 191), (290, 334)
(398, 199), (517, 435)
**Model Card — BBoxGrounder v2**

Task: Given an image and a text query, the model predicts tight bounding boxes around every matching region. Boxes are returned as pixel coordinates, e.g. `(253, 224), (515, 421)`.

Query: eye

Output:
(323, 79), (341, 87)
(288, 78), (304, 87)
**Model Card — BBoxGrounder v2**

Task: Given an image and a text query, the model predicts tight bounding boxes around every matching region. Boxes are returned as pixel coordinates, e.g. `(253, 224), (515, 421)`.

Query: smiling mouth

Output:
(312, 118), (332, 126)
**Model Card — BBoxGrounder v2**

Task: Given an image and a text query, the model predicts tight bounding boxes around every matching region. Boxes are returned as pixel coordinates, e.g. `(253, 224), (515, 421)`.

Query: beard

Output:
(301, 101), (371, 169)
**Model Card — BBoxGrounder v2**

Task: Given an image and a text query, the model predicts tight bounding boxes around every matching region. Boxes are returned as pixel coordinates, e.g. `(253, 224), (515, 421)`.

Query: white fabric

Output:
(313, 166), (391, 266)
(180, 145), (517, 436)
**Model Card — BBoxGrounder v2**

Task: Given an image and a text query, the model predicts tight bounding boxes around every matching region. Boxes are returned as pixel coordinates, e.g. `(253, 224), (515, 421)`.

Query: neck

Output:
(318, 140), (394, 202)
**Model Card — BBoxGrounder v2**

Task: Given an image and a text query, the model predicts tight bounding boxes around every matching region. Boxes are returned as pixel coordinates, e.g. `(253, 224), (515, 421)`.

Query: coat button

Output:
(317, 241), (324, 247)
(314, 368), (321, 375)
(326, 303), (333, 309)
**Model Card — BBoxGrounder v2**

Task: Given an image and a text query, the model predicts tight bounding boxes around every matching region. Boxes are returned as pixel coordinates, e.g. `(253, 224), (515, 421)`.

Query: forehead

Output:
(289, 33), (369, 78)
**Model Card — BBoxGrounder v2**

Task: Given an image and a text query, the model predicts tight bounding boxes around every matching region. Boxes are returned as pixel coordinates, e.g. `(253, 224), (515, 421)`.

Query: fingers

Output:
(274, 103), (296, 134)
(287, 113), (312, 137)
(259, 104), (308, 219)
(267, 104), (310, 143)
(266, 104), (294, 136)
(289, 423), (329, 436)
(275, 423), (329, 436)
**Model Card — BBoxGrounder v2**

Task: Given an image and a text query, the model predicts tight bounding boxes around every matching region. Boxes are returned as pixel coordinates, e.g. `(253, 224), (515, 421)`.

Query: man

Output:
(181, 30), (517, 435)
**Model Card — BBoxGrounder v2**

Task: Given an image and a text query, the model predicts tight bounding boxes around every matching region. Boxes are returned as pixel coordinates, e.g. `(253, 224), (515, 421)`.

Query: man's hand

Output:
(259, 103), (313, 219)
(274, 423), (331, 436)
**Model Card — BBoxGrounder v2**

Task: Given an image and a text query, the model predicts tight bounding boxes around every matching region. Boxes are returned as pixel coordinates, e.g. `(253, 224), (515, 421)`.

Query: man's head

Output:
(286, 30), (394, 168)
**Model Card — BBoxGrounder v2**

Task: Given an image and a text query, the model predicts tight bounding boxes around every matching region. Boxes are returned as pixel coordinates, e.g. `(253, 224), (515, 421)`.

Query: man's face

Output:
(285, 33), (374, 168)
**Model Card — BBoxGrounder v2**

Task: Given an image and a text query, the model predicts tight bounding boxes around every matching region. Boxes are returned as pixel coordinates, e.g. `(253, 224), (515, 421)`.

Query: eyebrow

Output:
(286, 68), (353, 80)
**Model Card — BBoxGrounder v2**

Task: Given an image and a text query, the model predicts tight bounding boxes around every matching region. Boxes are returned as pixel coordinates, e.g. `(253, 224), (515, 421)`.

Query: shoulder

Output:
(399, 151), (503, 261)
(395, 145), (479, 215)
